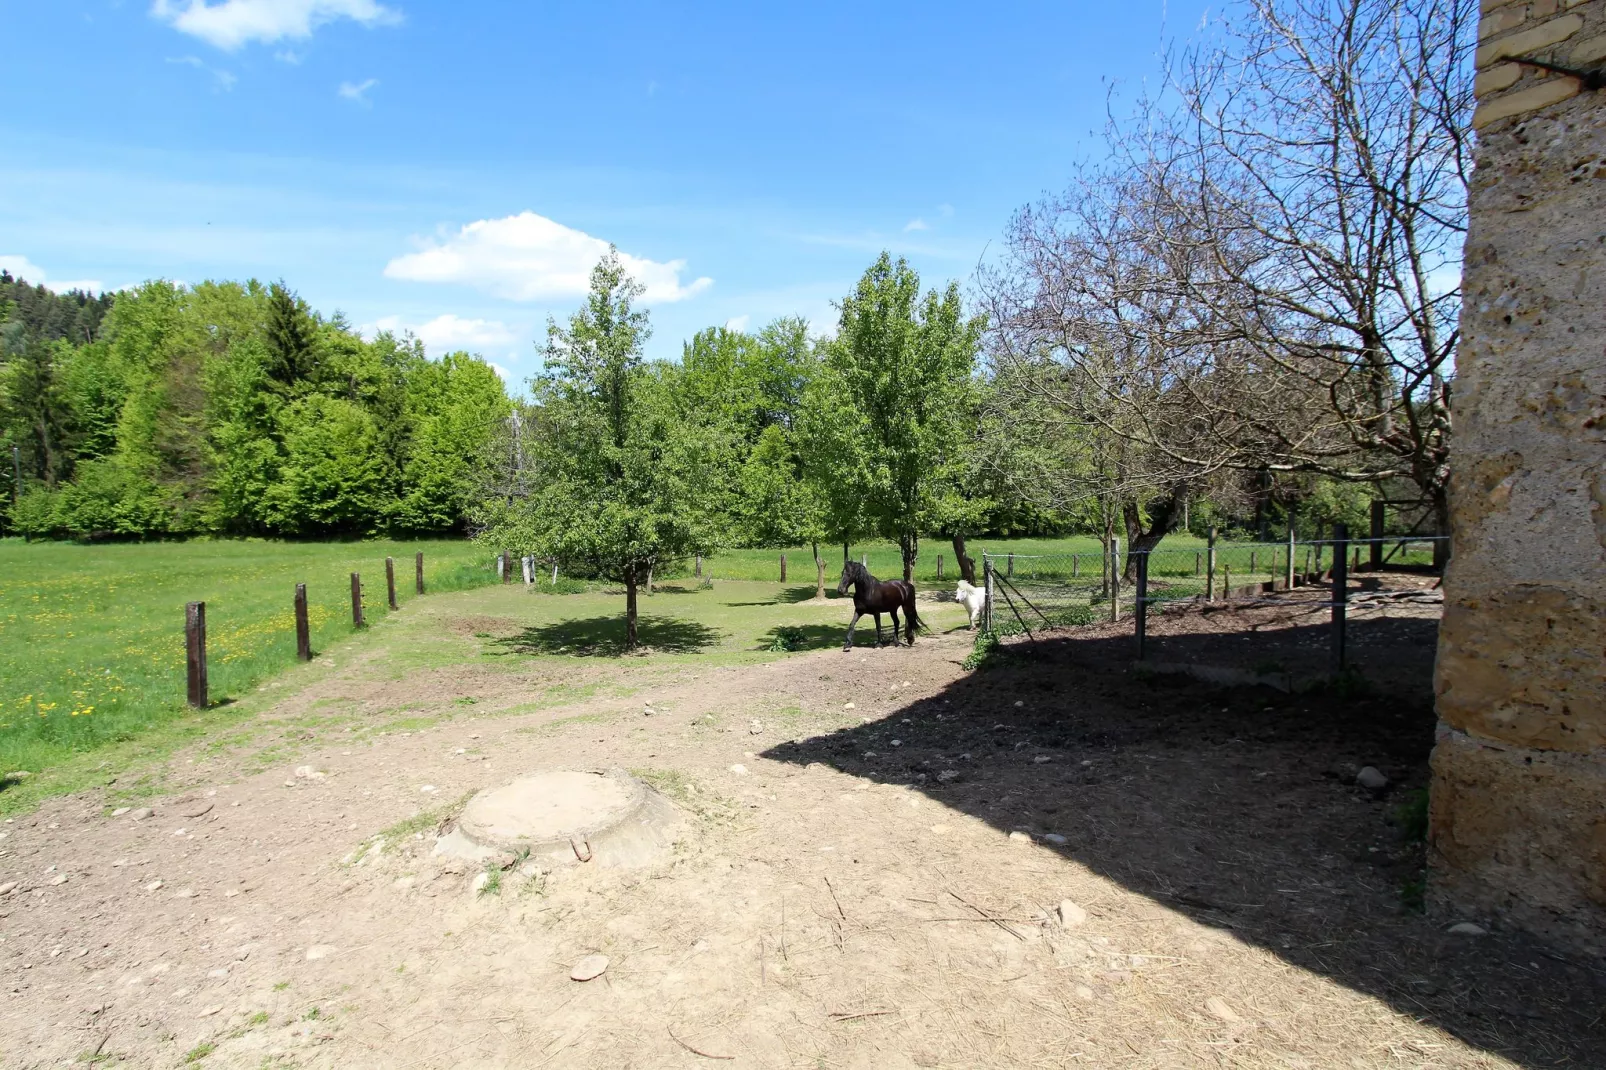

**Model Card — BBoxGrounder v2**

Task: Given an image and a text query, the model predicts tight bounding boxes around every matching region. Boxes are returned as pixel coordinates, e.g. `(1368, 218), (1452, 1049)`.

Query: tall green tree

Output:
(827, 253), (984, 580)
(475, 251), (719, 649)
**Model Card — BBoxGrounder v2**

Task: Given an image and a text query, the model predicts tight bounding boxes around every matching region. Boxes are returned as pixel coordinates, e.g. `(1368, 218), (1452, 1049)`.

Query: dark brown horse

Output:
(838, 561), (923, 650)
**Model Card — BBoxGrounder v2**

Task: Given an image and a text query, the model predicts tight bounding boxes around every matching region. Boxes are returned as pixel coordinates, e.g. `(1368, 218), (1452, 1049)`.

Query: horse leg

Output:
(889, 607), (901, 646)
(843, 611), (861, 652)
(873, 614), (883, 647)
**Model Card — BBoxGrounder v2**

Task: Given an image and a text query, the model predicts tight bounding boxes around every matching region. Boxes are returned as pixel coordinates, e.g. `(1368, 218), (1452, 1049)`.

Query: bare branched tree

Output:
(986, 0), (1473, 562)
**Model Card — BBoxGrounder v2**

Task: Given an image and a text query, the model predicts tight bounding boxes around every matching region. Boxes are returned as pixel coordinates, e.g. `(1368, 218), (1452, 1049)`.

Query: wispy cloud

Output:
(274, 49), (303, 64)
(166, 54), (237, 91)
(338, 77), (378, 104)
(385, 211), (713, 304)
(364, 313), (516, 352)
(723, 315), (750, 332)
(938, 203), (955, 218)
(0, 254), (104, 295)
(903, 217), (929, 232)
(150, 0), (401, 51)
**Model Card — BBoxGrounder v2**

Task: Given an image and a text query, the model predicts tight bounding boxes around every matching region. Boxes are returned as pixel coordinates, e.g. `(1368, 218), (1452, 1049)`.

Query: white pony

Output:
(953, 579), (986, 629)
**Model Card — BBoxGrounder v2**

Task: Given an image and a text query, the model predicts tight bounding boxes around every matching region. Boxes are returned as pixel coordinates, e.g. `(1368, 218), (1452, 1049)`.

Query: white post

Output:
(983, 555), (994, 633)
(521, 555), (533, 586)
(1109, 537), (1121, 622)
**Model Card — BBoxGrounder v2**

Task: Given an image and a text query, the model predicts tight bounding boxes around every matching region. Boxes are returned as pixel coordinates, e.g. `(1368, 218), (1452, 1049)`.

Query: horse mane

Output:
(843, 560), (875, 587)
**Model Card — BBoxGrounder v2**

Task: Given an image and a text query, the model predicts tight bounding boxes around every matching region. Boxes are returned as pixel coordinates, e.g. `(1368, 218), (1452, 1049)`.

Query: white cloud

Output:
(166, 54), (236, 91)
(0, 255), (104, 294)
(903, 217), (930, 232)
(385, 211), (713, 304)
(150, 0), (400, 51)
(723, 315), (750, 333)
(488, 362), (512, 383)
(365, 313), (516, 351)
(338, 78), (378, 104)
(275, 49), (303, 64)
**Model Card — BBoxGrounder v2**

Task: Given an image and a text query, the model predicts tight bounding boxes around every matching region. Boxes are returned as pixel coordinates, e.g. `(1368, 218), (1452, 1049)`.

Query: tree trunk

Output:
(814, 541), (825, 600)
(1122, 486), (1186, 582)
(899, 533), (918, 582)
(1431, 488), (1451, 570)
(625, 571), (639, 650)
(950, 534), (977, 585)
(843, 541), (850, 567)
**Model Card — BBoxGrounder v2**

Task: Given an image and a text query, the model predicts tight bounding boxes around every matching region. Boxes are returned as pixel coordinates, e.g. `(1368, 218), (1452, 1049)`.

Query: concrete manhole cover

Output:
(435, 769), (681, 869)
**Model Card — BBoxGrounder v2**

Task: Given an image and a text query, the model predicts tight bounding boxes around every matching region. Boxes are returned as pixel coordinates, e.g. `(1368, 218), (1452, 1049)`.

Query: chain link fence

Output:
(983, 530), (1448, 673)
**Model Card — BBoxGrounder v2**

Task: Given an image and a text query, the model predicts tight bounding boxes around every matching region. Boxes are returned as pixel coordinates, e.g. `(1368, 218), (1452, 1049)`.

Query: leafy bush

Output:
(962, 630), (1011, 671)
(767, 625), (807, 652)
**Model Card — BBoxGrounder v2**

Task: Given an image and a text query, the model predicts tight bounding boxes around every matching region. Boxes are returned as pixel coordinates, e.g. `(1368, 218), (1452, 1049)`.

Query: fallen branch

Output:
(668, 1027), (736, 1060)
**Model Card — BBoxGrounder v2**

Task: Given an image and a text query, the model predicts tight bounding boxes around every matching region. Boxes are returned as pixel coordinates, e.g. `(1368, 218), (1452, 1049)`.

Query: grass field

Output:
(0, 538), (495, 779)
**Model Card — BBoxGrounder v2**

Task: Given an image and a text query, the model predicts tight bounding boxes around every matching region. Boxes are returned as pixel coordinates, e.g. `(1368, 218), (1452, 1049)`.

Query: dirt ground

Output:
(3, 577), (1603, 1069)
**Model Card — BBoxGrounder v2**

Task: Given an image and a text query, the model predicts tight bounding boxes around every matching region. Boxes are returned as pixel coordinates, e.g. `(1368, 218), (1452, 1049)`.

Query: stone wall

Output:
(1431, 0), (1606, 949)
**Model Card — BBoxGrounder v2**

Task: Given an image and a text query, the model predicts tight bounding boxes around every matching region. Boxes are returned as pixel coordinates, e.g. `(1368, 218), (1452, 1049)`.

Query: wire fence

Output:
(982, 528), (1448, 674)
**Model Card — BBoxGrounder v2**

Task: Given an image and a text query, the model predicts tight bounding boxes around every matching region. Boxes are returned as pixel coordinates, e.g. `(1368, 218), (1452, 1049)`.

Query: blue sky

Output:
(2, 0), (1209, 380)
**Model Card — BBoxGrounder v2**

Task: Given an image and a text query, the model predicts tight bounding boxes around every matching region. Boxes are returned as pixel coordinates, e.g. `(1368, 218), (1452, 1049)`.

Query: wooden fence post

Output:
(1206, 527), (1217, 603)
(294, 584), (311, 662)
(350, 573), (364, 628)
(1109, 537), (1121, 622)
(185, 602), (207, 708)
(937, 555), (944, 580)
(1250, 549), (1258, 575)
(1222, 565), (1231, 600)
(1072, 554), (1079, 578)
(385, 557), (398, 610)
(780, 553), (787, 582)
(1332, 523), (1349, 672)
(415, 551), (425, 595)
(1134, 550), (1148, 661)
(695, 554), (702, 578)
(1286, 525), (1296, 589)
(1369, 500), (1385, 571)
(1007, 552), (1014, 578)
(1195, 551), (1201, 577)
(503, 551), (514, 584)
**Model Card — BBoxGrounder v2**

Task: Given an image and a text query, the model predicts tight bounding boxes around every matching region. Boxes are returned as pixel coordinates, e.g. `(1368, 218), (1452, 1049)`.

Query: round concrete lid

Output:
(457, 770), (641, 848)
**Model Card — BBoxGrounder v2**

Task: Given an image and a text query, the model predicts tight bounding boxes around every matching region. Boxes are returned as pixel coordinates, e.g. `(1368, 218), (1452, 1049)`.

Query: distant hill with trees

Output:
(0, 274), (510, 539)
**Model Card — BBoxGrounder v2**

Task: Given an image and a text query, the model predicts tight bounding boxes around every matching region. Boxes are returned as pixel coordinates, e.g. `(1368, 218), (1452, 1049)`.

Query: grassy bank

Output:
(0, 538), (494, 777)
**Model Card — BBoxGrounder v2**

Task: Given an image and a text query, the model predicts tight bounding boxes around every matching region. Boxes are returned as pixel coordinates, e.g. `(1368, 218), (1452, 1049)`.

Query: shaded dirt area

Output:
(1, 580), (1602, 1068)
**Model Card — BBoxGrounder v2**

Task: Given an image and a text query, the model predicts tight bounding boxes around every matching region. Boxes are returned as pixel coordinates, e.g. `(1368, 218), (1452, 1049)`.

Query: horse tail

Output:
(903, 585), (926, 639)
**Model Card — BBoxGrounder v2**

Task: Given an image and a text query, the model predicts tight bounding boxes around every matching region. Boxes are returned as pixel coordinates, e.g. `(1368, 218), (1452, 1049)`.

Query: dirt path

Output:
(2, 585), (1602, 1068)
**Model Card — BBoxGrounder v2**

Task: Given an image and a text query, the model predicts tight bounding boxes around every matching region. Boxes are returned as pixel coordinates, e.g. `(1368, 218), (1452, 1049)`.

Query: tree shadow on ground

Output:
(755, 623), (846, 652)
(725, 585), (833, 607)
(487, 615), (721, 657)
(763, 616), (1606, 1068)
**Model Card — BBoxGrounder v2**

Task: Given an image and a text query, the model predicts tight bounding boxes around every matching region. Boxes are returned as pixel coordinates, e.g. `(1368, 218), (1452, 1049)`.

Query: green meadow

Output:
(0, 538), (494, 777)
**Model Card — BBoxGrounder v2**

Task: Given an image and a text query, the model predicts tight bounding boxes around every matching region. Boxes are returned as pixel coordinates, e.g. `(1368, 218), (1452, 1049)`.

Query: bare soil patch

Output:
(1, 578), (1601, 1069)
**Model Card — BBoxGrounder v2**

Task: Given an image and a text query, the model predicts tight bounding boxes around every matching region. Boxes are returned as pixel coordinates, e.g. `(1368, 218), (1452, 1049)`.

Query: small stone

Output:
(749, 720), (763, 735)
(293, 765), (325, 780)
(1008, 831), (1033, 846)
(224, 889), (240, 898)
(199, 1005), (224, 1017)
(0, 882), (16, 896)
(1073, 984), (1094, 1000)
(420, 785), (438, 794)
(570, 954), (609, 981)
(178, 800), (213, 819)
(208, 968), (228, 979)
(728, 764), (748, 776)
(110, 808), (131, 817)
(174, 888), (196, 899)
(305, 945), (337, 961)
(844, 702), (855, 710)
(471, 872), (490, 893)
(902, 681), (911, 688)
(936, 770), (959, 782)
(50, 874), (68, 886)
(862, 751), (878, 759)
(394, 875), (416, 889)
(453, 748), (465, 755)
(1205, 996), (1241, 1023)
(130, 808), (153, 820)
(1013, 700), (1024, 708)
(890, 739), (902, 747)
(1033, 755), (1051, 764)
(1058, 900), (1087, 928)
(1448, 922), (1487, 936)
(1356, 767), (1389, 791)
(1043, 833), (1069, 847)
(144, 880), (164, 892)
